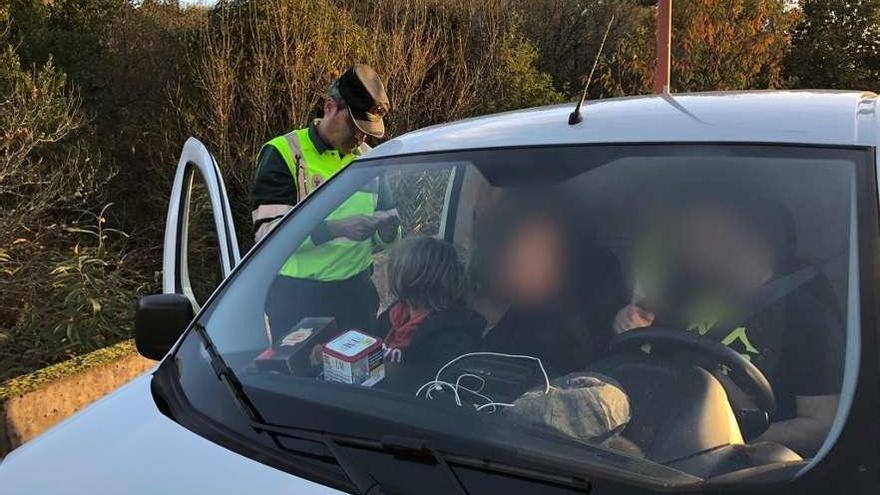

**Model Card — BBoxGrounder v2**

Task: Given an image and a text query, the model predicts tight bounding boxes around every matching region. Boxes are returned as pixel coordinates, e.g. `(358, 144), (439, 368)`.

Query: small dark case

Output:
(254, 317), (337, 376)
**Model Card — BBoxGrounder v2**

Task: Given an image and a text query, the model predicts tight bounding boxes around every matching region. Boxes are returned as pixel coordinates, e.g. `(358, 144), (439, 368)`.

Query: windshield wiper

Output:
(253, 421), (594, 494)
(192, 323), (392, 494)
(193, 323), (265, 424)
(253, 421), (468, 495)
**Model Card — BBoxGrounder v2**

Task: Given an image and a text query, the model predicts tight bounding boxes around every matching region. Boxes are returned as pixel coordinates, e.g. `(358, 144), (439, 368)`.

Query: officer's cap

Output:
(337, 64), (390, 138)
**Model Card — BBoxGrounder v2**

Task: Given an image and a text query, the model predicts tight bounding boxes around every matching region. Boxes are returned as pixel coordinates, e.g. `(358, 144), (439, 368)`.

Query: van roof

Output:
(367, 91), (879, 159)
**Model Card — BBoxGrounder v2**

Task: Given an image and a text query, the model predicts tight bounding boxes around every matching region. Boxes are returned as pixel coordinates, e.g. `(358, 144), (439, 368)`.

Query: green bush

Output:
(46, 206), (149, 349)
(0, 203), (153, 381)
(0, 206), (151, 381)
(0, 33), (151, 381)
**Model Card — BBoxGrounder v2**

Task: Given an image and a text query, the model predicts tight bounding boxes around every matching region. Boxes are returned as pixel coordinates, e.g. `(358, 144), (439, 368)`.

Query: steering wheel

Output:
(608, 327), (776, 418)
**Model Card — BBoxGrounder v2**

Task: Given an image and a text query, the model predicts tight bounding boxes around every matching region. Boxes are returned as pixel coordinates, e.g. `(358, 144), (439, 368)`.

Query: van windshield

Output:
(181, 144), (864, 489)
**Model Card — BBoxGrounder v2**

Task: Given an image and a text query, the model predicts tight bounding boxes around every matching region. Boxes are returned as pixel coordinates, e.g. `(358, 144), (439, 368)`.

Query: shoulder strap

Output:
(724, 264), (820, 330)
(282, 131), (308, 202)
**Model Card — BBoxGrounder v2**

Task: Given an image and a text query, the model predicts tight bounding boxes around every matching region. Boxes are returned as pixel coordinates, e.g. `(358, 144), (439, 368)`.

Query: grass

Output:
(0, 340), (141, 402)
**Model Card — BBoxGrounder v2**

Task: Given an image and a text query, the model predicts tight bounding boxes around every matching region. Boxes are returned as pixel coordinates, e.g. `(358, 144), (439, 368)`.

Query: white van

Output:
(2, 91), (879, 494)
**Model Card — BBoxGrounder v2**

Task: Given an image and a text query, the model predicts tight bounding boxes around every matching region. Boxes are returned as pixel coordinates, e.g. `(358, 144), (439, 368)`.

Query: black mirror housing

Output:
(135, 293), (194, 360)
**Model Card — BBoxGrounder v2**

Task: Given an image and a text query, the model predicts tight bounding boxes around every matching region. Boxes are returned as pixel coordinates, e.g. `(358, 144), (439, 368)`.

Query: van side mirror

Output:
(134, 294), (195, 360)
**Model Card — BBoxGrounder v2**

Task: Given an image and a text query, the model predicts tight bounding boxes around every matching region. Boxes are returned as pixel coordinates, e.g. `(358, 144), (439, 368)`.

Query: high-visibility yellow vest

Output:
(263, 127), (383, 281)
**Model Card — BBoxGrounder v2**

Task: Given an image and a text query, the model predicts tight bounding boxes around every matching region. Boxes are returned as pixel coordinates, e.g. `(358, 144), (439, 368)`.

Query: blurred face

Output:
(678, 207), (774, 291)
(321, 98), (366, 154)
(496, 217), (567, 307)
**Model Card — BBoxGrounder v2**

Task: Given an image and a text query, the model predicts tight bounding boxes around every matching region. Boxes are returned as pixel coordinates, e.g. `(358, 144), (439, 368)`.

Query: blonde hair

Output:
(388, 236), (467, 312)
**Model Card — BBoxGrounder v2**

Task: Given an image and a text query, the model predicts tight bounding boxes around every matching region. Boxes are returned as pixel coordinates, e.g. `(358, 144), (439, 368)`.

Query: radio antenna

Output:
(568, 14), (616, 125)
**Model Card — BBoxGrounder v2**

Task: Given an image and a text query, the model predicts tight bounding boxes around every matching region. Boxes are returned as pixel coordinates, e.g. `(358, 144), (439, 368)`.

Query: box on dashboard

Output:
(254, 317), (337, 376)
(322, 330), (385, 387)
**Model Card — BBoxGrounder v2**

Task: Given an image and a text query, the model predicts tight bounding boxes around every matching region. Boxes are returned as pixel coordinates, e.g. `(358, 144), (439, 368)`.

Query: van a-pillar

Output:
(654, 0), (672, 94)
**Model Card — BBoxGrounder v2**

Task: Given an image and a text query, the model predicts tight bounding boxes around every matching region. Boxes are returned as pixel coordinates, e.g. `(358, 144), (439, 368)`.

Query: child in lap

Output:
(376, 236), (485, 393)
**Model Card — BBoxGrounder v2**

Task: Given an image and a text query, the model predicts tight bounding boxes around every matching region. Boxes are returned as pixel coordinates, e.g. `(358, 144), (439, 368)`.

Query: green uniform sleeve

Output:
(251, 146), (297, 210)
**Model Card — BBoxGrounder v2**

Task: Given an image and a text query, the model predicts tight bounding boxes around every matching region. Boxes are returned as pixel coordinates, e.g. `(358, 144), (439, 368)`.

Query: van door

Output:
(163, 137), (241, 309)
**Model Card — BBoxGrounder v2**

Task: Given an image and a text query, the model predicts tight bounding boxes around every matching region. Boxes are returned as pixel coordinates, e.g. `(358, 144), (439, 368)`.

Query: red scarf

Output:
(383, 302), (429, 356)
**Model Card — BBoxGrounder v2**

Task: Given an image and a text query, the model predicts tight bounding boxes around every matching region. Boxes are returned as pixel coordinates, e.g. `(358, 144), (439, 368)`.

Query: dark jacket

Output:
(481, 246), (628, 377)
(375, 304), (486, 393)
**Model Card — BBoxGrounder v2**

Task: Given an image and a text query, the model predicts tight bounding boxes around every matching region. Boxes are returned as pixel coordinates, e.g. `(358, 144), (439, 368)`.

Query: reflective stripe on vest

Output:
(263, 128), (376, 282)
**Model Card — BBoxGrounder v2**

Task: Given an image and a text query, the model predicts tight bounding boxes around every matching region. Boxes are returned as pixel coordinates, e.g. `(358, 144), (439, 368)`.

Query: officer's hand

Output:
(613, 304), (655, 334)
(375, 209), (400, 243)
(328, 215), (379, 241)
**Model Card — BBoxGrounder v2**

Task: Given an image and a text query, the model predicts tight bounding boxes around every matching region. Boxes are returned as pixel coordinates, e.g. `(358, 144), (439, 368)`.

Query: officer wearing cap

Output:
(253, 64), (400, 333)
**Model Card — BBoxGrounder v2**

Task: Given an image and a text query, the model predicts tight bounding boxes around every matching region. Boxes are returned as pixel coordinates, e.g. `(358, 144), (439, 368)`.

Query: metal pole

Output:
(654, 0), (672, 94)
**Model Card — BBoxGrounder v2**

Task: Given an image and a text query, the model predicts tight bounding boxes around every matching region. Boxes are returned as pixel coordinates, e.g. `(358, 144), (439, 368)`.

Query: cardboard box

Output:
(322, 330), (385, 386)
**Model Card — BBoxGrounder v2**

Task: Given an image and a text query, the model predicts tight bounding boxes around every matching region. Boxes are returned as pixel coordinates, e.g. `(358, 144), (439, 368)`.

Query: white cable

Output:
(475, 402), (516, 412)
(455, 373), (486, 394)
(416, 378), (496, 408)
(420, 376), (488, 404)
(416, 380), (463, 405)
(430, 352), (551, 395)
(415, 380), (443, 399)
(416, 374), (491, 408)
(415, 352), (552, 413)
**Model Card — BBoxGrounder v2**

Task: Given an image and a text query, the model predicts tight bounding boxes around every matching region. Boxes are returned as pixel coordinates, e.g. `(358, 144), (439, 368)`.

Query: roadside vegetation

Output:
(0, 0), (878, 382)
